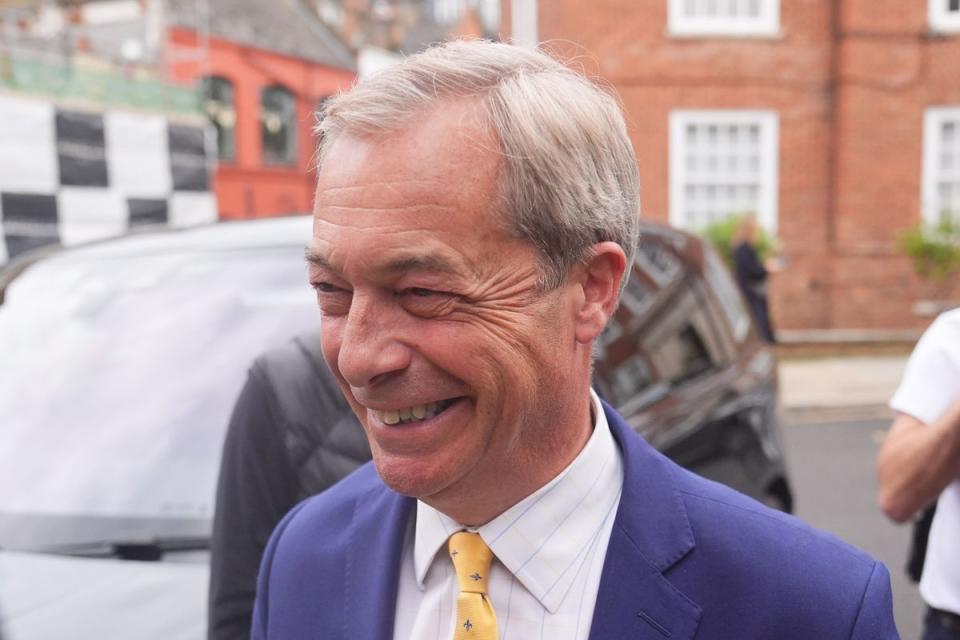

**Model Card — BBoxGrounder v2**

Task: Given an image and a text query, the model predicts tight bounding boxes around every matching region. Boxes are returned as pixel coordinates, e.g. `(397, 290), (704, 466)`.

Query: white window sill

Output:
(666, 28), (784, 40)
(927, 23), (960, 34)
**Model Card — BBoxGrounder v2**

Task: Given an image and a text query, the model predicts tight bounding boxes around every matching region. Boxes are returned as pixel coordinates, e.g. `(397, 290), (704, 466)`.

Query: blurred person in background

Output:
(878, 308), (960, 640)
(733, 214), (780, 343)
(208, 331), (369, 640)
(251, 39), (897, 640)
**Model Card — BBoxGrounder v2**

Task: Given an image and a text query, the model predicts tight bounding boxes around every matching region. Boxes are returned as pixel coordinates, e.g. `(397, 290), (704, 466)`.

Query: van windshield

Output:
(0, 242), (317, 550)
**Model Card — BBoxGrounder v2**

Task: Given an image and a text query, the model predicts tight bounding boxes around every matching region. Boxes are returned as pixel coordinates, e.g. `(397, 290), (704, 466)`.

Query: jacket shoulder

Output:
(668, 466), (897, 638)
(279, 462), (384, 541)
(252, 464), (410, 639)
(674, 463), (874, 570)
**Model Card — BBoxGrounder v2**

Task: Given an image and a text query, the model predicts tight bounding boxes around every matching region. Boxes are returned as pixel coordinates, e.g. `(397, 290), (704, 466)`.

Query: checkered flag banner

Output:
(0, 94), (217, 265)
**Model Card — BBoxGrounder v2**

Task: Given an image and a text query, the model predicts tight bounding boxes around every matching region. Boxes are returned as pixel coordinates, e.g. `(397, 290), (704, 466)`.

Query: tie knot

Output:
(448, 531), (493, 594)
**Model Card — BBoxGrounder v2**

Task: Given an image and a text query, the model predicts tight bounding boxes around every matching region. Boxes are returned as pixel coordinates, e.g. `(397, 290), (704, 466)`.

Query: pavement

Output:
(778, 354), (908, 423)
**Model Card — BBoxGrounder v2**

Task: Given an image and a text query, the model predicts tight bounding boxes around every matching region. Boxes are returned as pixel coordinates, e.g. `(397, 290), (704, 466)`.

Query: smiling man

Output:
(251, 40), (899, 640)
(303, 94), (612, 527)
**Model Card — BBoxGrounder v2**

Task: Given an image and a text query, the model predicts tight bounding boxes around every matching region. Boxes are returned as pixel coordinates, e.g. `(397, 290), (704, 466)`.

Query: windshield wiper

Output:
(35, 536), (209, 561)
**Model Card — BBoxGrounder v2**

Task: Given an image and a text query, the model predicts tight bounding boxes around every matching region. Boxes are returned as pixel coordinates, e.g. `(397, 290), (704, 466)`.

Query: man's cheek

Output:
(319, 326), (343, 372)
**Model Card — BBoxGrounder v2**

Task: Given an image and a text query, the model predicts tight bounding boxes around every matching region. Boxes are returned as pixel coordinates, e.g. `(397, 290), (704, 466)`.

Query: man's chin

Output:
(371, 457), (447, 499)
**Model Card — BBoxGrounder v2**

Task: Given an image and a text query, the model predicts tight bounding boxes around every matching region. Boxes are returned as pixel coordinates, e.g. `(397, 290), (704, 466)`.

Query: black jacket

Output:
(208, 331), (370, 640)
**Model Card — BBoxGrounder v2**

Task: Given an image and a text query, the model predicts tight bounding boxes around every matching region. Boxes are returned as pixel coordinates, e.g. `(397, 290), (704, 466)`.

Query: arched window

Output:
(200, 76), (236, 162)
(261, 85), (297, 166)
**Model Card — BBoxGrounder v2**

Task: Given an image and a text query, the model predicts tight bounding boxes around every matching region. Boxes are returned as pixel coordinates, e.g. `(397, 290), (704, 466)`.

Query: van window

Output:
(651, 324), (713, 386)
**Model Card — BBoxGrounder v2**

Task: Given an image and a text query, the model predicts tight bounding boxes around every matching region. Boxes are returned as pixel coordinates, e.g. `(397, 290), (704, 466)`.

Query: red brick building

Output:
(512, 0), (960, 333)
(166, 0), (356, 220)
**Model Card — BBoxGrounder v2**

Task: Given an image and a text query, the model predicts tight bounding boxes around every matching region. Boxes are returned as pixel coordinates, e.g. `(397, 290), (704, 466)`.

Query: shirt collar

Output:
(413, 389), (624, 612)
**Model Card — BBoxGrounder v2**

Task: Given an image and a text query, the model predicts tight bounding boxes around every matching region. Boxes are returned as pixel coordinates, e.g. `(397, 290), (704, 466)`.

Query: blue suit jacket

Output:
(252, 403), (899, 639)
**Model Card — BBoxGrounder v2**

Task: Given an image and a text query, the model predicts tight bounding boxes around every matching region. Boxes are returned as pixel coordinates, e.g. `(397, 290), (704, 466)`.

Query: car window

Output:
(649, 323), (713, 386)
(635, 236), (683, 287)
(619, 274), (657, 318)
(0, 244), (318, 549)
(607, 280), (720, 395)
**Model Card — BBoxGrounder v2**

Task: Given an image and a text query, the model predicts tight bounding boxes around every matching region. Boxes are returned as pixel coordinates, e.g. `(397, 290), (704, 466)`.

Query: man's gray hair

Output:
(316, 39), (641, 291)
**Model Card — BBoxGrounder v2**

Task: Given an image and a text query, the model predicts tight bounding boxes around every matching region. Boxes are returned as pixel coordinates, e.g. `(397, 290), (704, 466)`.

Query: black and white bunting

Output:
(0, 94), (217, 265)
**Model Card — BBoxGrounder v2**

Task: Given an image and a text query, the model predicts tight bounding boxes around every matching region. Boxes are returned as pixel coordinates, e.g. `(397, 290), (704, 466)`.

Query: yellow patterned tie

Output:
(449, 531), (499, 640)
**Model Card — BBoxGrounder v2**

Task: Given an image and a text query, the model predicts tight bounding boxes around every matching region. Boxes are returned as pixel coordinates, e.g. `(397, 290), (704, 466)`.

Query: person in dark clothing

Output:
(733, 215), (779, 343)
(207, 331), (370, 640)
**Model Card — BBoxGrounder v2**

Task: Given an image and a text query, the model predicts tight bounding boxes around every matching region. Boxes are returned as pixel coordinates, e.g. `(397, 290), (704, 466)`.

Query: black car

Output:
(0, 215), (790, 637)
(594, 222), (791, 511)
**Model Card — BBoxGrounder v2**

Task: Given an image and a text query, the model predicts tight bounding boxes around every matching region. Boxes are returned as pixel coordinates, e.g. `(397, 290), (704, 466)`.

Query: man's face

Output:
(308, 102), (588, 510)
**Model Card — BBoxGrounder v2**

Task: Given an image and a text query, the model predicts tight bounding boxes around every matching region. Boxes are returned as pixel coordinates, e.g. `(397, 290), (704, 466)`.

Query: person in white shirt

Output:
(878, 308), (960, 639)
(251, 39), (898, 640)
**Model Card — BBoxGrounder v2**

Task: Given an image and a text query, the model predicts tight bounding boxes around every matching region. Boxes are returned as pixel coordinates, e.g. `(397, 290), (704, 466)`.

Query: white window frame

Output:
(668, 0), (780, 37)
(432, 0), (464, 24)
(511, 0), (538, 47)
(929, 0), (960, 33)
(669, 109), (779, 234)
(476, 0), (501, 32)
(922, 107), (960, 224)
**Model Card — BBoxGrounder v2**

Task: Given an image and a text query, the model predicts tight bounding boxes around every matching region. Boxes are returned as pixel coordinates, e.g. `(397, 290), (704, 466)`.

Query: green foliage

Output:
(700, 214), (777, 268)
(898, 213), (960, 282)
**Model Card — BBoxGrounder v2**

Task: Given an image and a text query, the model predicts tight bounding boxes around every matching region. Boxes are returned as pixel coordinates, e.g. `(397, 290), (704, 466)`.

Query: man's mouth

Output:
(372, 398), (459, 425)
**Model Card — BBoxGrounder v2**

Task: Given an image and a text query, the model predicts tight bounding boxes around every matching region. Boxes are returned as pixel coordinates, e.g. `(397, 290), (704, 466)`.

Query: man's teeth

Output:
(377, 400), (454, 425)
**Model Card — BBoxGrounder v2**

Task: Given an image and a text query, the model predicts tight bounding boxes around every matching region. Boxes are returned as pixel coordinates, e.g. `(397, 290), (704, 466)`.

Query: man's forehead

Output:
(317, 102), (498, 189)
(308, 99), (510, 284)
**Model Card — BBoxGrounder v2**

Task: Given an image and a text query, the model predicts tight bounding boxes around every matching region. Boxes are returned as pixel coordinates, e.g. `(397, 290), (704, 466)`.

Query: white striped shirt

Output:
(393, 390), (625, 640)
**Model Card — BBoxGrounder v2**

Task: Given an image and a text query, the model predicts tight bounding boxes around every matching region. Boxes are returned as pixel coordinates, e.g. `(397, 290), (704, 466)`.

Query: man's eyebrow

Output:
(379, 255), (460, 276)
(304, 248), (335, 271)
(304, 248), (461, 277)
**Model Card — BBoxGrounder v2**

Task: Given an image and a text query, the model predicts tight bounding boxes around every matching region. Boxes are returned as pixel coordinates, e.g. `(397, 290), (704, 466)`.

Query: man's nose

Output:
(336, 294), (411, 388)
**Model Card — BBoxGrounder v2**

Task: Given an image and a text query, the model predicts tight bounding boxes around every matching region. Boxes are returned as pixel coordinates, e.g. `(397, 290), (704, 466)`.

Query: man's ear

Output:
(574, 241), (627, 345)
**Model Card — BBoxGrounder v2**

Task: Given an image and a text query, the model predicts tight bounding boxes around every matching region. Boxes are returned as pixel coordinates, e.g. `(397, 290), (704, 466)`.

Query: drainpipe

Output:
(823, 0), (841, 328)
(511, 0), (537, 47)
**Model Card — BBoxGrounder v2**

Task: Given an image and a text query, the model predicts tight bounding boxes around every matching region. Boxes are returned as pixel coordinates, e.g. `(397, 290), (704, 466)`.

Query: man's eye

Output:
(311, 282), (351, 316)
(405, 287), (442, 298)
(397, 288), (459, 317)
(312, 282), (343, 294)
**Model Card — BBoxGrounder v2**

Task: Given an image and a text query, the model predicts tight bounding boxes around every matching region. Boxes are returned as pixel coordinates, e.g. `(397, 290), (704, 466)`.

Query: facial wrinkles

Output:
(318, 159), (480, 208)
(449, 290), (567, 436)
(332, 255), (552, 422)
(313, 219), (564, 384)
(312, 227), (470, 290)
(314, 211), (538, 309)
(460, 251), (561, 321)
(454, 298), (549, 361)
(316, 208), (456, 238)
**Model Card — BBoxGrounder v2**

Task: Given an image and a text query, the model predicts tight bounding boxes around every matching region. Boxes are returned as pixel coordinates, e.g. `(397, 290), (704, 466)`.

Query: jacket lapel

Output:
(342, 483), (415, 640)
(336, 403), (702, 640)
(589, 403), (703, 640)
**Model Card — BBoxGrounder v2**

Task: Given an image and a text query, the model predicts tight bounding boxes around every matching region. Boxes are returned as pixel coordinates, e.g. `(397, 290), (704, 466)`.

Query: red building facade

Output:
(165, 0), (356, 220)
(518, 0), (960, 333)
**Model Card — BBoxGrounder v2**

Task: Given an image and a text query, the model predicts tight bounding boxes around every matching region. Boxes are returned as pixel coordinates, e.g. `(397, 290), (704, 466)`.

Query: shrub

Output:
(898, 213), (960, 282)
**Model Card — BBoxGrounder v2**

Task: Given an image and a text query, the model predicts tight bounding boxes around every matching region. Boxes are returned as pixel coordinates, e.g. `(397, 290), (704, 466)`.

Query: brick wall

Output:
(526, 0), (960, 331)
(831, 0), (960, 328)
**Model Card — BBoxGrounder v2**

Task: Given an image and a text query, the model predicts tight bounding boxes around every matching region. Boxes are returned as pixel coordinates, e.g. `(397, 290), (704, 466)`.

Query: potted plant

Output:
(899, 213), (960, 315)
